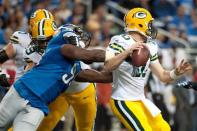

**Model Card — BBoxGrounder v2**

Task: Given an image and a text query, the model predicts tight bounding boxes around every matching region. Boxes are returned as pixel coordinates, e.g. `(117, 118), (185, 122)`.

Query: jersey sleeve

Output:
(23, 45), (42, 64)
(105, 35), (126, 61)
(10, 31), (32, 48)
(147, 40), (159, 64)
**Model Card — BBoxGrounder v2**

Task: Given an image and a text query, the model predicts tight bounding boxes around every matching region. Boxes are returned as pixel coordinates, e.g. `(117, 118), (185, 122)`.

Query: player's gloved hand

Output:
(176, 81), (197, 91)
(0, 69), (10, 87)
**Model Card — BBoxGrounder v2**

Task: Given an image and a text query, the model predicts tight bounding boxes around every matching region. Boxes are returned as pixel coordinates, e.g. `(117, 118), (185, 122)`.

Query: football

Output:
(130, 45), (150, 67)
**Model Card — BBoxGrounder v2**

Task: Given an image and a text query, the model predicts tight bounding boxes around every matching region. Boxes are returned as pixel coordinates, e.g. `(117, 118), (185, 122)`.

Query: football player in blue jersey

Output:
(0, 18), (143, 131)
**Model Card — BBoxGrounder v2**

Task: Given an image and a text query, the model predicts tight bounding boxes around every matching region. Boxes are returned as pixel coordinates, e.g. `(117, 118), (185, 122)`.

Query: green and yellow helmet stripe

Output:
(43, 9), (50, 19)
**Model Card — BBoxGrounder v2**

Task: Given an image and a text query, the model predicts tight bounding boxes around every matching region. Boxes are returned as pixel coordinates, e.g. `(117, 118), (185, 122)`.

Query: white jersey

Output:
(23, 45), (42, 64)
(24, 44), (91, 94)
(10, 31), (32, 79)
(106, 34), (158, 101)
(65, 62), (91, 93)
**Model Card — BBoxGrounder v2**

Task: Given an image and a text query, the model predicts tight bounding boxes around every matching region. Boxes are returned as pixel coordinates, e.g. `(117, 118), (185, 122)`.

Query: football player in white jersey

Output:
(0, 9), (55, 89)
(0, 31), (31, 88)
(105, 8), (192, 131)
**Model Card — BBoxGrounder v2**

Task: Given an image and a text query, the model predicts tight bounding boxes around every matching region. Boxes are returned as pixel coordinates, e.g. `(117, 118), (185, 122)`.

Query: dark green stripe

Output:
(42, 20), (45, 36)
(150, 56), (158, 61)
(121, 101), (144, 131)
(112, 43), (125, 51)
(13, 36), (18, 39)
(114, 100), (136, 130)
(43, 10), (47, 18)
(24, 58), (33, 63)
(151, 54), (157, 58)
(109, 43), (125, 53)
(38, 21), (41, 36)
(10, 38), (19, 43)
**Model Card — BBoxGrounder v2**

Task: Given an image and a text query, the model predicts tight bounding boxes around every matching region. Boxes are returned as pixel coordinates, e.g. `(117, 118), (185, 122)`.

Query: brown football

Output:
(130, 45), (150, 67)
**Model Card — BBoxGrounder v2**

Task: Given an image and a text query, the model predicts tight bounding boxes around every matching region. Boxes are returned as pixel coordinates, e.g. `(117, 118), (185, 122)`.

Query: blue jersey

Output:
(14, 27), (81, 114)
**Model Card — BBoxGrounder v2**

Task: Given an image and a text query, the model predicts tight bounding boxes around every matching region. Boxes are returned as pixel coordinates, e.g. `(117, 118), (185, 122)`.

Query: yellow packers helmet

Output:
(124, 8), (157, 39)
(31, 18), (57, 40)
(29, 9), (54, 28)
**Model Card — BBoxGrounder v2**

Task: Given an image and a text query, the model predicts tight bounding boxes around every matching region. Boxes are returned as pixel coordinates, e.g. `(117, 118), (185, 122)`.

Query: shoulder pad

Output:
(10, 31), (32, 48)
(108, 34), (135, 53)
(110, 34), (135, 45)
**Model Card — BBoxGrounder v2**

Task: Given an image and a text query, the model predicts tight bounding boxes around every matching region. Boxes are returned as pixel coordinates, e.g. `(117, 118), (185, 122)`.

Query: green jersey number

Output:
(131, 66), (147, 77)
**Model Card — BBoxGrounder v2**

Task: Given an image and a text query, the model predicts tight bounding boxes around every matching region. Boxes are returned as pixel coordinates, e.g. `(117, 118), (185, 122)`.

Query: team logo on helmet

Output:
(135, 12), (147, 19)
(52, 22), (57, 30)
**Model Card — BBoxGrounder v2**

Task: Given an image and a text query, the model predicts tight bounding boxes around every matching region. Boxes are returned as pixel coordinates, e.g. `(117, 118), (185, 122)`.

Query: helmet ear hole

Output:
(139, 24), (143, 28)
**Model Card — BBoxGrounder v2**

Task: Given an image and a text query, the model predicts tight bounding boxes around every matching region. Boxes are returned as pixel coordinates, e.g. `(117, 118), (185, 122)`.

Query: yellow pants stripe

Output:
(114, 100), (144, 131)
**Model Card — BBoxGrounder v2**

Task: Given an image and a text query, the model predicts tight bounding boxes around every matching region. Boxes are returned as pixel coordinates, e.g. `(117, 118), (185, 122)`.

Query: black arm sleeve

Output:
(0, 49), (9, 64)
(192, 82), (197, 90)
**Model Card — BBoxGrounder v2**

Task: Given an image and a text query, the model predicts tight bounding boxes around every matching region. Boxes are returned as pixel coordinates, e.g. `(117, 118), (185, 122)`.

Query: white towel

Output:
(142, 99), (161, 117)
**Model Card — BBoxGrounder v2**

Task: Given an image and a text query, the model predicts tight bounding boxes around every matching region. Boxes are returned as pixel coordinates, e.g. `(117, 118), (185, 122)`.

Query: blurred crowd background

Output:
(0, 0), (197, 131)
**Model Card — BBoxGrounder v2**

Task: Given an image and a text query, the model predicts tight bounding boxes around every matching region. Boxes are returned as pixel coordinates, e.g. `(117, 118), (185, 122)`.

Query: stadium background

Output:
(0, 0), (197, 131)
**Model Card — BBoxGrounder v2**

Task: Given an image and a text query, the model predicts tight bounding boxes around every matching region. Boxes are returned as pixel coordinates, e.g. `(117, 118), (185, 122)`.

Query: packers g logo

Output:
(52, 22), (57, 30)
(135, 12), (147, 19)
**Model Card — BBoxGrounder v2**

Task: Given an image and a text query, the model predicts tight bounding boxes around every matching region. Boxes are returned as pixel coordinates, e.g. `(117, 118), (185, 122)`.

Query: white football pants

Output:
(0, 87), (44, 131)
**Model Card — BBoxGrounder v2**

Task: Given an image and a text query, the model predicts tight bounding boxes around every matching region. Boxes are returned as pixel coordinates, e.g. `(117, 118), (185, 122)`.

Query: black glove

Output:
(0, 70), (10, 87)
(176, 81), (197, 91)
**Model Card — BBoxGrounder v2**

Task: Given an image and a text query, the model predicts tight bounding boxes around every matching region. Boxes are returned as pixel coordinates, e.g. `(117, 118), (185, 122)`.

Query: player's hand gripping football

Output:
(174, 59), (192, 76)
(125, 41), (145, 55)
(126, 41), (145, 55)
(0, 68), (10, 87)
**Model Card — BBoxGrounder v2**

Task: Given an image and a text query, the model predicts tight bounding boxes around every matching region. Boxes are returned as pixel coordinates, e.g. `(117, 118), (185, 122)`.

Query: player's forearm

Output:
(61, 44), (105, 63)
(150, 61), (174, 83)
(76, 69), (112, 83)
(80, 49), (105, 63)
(158, 70), (174, 83)
(103, 50), (129, 72)
(24, 62), (35, 72)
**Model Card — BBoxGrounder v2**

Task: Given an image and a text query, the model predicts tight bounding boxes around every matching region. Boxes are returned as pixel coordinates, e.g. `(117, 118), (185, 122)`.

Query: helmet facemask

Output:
(66, 24), (91, 48)
(145, 21), (157, 39)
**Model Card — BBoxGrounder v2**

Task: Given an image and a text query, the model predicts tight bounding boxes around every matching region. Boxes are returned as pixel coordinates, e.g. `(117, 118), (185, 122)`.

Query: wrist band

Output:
(170, 69), (180, 80)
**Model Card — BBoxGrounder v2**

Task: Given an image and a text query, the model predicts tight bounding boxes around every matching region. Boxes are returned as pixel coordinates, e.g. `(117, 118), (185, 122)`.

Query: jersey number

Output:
(131, 66), (147, 77)
(62, 63), (77, 84)
(25, 46), (35, 55)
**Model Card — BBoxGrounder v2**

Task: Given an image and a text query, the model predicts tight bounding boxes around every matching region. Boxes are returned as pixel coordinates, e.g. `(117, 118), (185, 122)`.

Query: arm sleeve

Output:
(148, 40), (159, 64)
(105, 36), (125, 61)
(23, 46), (42, 64)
